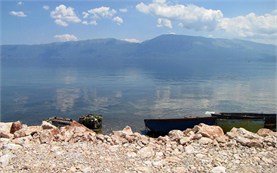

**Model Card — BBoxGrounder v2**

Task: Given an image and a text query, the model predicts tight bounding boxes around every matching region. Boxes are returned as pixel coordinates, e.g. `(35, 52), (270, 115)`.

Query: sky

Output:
(1, 0), (277, 45)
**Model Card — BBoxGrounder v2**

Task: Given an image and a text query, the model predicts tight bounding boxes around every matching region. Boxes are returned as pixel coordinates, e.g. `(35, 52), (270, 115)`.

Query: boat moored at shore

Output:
(144, 116), (217, 136)
(211, 113), (276, 133)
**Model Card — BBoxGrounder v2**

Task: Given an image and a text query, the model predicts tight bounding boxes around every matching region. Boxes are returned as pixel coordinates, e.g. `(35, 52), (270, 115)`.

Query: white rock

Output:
(198, 137), (213, 144)
(41, 121), (58, 130)
(137, 146), (155, 158)
(184, 145), (195, 154)
(0, 153), (15, 167)
(168, 130), (184, 141)
(210, 166), (226, 173)
(3, 143), (22, 150)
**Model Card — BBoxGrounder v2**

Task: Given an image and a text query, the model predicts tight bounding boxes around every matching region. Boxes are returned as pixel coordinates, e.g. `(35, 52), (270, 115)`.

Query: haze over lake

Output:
(1, 35), (276, 133)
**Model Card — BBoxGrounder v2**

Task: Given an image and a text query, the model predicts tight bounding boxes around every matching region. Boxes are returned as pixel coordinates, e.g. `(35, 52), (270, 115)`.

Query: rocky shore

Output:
(1, 121), (276, 173)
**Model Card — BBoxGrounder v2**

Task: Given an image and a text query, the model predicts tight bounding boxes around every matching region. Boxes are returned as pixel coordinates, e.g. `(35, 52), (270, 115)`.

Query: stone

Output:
(192, 133), (202, 140)
(228, 127), (261, 139)
(210, 166), (226, 173)
(10, 121), (22, 134)
(184, 145), (195, 154)
(226, 127), (264, 147)
(168, 130), (184, 141)
(39, 130), (54, 144)
(41, 121), (58, 130)
(25, 126), (42, 136)
(198, 137), (213, 144)
(0, 122), (13, 133)
(58, 121), (96, 142)
(193, 123), (224, 139)
(0, 131), (13, 139)
(235, 136), (263, 148)
(111, 135), (128, 144)
(179, 136), (192, 145)
(122, 126), (133, 136)
(3, 143), (22, 150)
(216, 135), (229, 143)
(0, 122), (14, 139)
(137, 146), (155, 158)
(0, 153), (15, 167)
(12, 135), (33, 145)
(164, 156), (181, 163)
(257, 128), (276, 137)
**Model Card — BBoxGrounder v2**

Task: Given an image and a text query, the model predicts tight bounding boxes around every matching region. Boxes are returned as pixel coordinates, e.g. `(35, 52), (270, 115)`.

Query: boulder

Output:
(184, 145), (195, 154)
(193, 123), (225, 139)
(179, 136), (192, 145)
(183, 128), (195, 137)
(168, 130), (184, 141)
(0, 131), (13, 139)
(226, 128), (263, 147)
(122, 126), (133, 136)
(39, 128), (60, 144)
(0, 122), (13, 138)
(198, 137), (213, 145)
(10, 121), (22, 134)
(59, 121), (96, 142)
(25, 126), (42, 136)
(257, 128), (277, 137)
(137, 146), (155, 158)
(41, 121), (58, 130)
(227, 127), (261, 140)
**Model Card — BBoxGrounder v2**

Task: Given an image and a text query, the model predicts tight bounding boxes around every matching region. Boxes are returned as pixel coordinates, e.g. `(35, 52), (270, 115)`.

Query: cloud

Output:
(17, 1), (23, 6)
(119, 8), (128, 13)
(82, 6), (124, 26)
(157, 18), (172, 28)
(50, 4), (81, 27)
(9, 11), (27, 17)
(136, 1), (223, 31)
(43, 5), (49, 11)
(218, 11), (277, 44)
(136, 0), (277, 44)
(219, 12), (277, 38)
(87, 6), (116, 19)
(82, 20), (97, 25)
(54, 34), (78, 42)
(122, 38), (141, 43)
(113, 16), (123, 25)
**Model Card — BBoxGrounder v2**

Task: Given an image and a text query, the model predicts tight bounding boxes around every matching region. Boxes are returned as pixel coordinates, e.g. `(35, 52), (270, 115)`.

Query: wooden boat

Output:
(211, 113), (276, 133)
(46, 117), (73, 127)
(144, 116), (217, 135)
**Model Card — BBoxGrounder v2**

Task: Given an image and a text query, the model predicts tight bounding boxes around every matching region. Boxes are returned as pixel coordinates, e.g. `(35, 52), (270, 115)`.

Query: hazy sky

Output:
(1, 0), (276, 45)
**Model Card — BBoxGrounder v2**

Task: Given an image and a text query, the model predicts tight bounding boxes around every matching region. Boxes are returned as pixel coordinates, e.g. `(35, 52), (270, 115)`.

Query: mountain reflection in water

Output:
(1, 63), (276, 134)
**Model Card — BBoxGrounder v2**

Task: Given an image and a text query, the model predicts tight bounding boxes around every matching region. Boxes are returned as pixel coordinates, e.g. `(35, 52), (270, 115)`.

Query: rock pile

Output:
(1, 121), (276, 172)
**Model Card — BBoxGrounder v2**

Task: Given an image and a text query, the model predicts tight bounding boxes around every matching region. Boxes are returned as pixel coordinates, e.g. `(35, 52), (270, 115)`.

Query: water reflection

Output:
(1, 64), (276, 132)
(13, 96), (29, 111)
(82, 88), (122, 112)
(56, 88), (80, 112)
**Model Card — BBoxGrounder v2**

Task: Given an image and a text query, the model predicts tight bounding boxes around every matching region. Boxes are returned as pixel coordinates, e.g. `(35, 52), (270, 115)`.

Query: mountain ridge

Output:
(1, 34), (275, 68)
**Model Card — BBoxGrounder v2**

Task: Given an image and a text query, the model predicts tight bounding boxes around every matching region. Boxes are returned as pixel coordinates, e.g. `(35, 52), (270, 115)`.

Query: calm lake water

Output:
(1, 62), (276, 133)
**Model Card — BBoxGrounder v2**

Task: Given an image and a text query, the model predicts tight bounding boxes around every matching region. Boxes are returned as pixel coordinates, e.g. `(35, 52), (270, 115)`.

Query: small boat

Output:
(211, 113), (276, 133)
(144, 116), (217, 135)
(46, 117), (73, 127)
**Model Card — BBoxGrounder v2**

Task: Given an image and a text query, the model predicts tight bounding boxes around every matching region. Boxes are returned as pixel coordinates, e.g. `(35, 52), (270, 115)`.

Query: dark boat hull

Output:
(144, 116), (216, 135)
(212, 113), (276, 132)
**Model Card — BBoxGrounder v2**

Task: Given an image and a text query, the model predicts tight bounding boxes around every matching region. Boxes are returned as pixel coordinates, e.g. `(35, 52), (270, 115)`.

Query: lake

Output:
(1, 61), (276, 133)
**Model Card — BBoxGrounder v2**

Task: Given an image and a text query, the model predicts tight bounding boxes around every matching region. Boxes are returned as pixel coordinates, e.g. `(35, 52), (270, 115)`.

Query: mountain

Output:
(1, 34), (275, 69)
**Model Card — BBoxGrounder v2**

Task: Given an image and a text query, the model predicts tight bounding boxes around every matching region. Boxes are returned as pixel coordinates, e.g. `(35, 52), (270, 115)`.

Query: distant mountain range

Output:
(1, 34), (276, 69)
